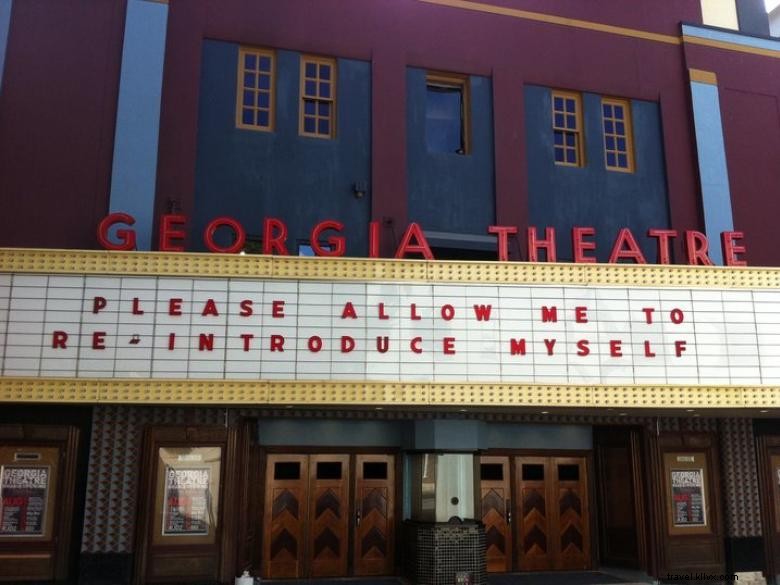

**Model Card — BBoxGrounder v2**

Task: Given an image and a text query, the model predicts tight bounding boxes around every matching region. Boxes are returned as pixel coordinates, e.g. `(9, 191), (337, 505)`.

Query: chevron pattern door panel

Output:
(308, 455), (349, 577)
(479, 456), (512, 572)
(263, 455), (308, 578)
(516, 456), (552, 571)
(552, 457), (590, 570)
(354, 455), (395, 576)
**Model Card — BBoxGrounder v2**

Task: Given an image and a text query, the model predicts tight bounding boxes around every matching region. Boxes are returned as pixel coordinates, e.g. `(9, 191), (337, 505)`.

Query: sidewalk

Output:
(259, 569), (653, 585)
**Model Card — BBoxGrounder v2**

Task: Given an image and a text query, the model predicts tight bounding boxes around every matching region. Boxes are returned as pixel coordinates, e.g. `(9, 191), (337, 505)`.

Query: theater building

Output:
(1, 1), (780, 584)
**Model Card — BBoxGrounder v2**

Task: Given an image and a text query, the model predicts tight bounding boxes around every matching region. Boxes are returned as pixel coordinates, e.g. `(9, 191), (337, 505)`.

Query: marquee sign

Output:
(1, 271), (779, 386)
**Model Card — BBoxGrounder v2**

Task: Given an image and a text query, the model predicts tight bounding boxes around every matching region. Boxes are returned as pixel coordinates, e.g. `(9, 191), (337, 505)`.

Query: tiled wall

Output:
(719, 418), (762, 537)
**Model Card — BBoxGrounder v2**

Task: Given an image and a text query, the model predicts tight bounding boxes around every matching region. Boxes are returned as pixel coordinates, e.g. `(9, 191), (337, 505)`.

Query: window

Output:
(602, 98), (634, 172)
(426, 73), (470, 154)
(300, 56), (336, 138)
(236, 47), (274, 131)
(700, 0), (738, 30)
(552, 91), (583, 167)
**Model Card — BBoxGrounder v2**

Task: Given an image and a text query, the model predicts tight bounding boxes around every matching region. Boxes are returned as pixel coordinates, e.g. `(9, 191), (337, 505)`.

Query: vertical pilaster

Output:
(0, 0), (12, 93)
(689, 68), (734, 265)
(109, 0), (169, 250)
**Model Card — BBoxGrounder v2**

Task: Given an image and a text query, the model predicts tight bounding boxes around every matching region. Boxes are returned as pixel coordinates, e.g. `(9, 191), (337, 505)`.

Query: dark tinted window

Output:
(274, 461), (300, 480)
(316, 461), (342, 480)
(480, 463), (504, 481)
(558, 464), (580, 481)
(426, 84), (464, 154)
(363, 461), (388, 480)
(522, 464), (544, 481)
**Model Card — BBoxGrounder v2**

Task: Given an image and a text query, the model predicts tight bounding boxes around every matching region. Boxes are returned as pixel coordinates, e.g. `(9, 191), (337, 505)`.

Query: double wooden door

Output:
(262, 453), (394, 579)
(480, 454), (591, 573)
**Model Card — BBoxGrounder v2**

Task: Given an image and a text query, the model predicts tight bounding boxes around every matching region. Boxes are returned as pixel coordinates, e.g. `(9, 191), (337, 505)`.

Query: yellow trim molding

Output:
(417, 0), (681, 45)
(683, 35), (780, 60)
(417, 0), (780, 61)
(0, 247), (778, 289)
(689, 68), (718, 85)
(0, 378), (778, 409)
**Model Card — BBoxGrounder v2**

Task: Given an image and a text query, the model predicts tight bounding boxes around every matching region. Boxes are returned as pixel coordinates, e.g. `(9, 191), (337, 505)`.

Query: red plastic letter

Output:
(311, 220), (346, 256)
(52, 331), (68, 349)
(608, 228), (646, 264)
(159, 214), (187, 252)
(263, 218), (290, 255)
(527, 227), (557, 262)
(239, 300), (253, 317)
(572, 227), (596, 263)
(92, 331), (106, 350)
(97, 212), (137, 251)
(341, 302), (357, 319)
(169, 298), (182, 316)
(394, 223), (433, 259)
(93, 296), (107, 314)
(647, 229), (677, 265)
(368, 221), (381, 258)
(684, 230), (714, 265)
(721, 231), (747, 267)
(489, 225), (518, 261)
(341, 336), (355, 353)
(201, 299), (219, 316)
(203, 216), (245, 254)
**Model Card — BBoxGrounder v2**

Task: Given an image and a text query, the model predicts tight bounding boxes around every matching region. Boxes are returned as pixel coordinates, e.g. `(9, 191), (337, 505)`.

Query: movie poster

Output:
(0, 466), (49, 536)
(671, 468), (706, 526)
(162, 467), (210, 536)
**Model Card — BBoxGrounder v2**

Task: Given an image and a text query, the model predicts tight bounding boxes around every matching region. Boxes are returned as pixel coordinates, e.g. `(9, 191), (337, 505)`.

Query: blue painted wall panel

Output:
(525, 86), (671, 263)
(484, 423), (592, 450)
(109, 0), (168, 251)
(690, 81), (733, 265)
(258, 419), (406, 446)
(193, 41), (371, 254)
(407, 68), (495, 235)
(0, 0), (12, 93)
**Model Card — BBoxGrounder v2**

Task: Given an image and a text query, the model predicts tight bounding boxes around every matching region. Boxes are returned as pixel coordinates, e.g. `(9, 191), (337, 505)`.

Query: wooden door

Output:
(757, 434), (780, 579)
(516, 456), (553, 570)
(769, 453), (780, 569)
(308, 454), (349, 577)
(263, 454), (309, 578)
(551, 456), (590, 570)
(354, 454), (395, 576)
(479, 455), (512, 572)
(594, 427), (644, 569)
(516, 455), (591, 572)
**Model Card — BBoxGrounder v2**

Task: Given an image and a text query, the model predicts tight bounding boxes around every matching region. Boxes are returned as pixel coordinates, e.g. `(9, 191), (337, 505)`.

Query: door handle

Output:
(356, 509), (361, 527)
(506, 499), (512, 524)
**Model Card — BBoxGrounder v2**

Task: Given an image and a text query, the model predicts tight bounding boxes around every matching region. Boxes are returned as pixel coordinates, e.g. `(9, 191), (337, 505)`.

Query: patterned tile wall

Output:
(719, 417), (762, 537)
